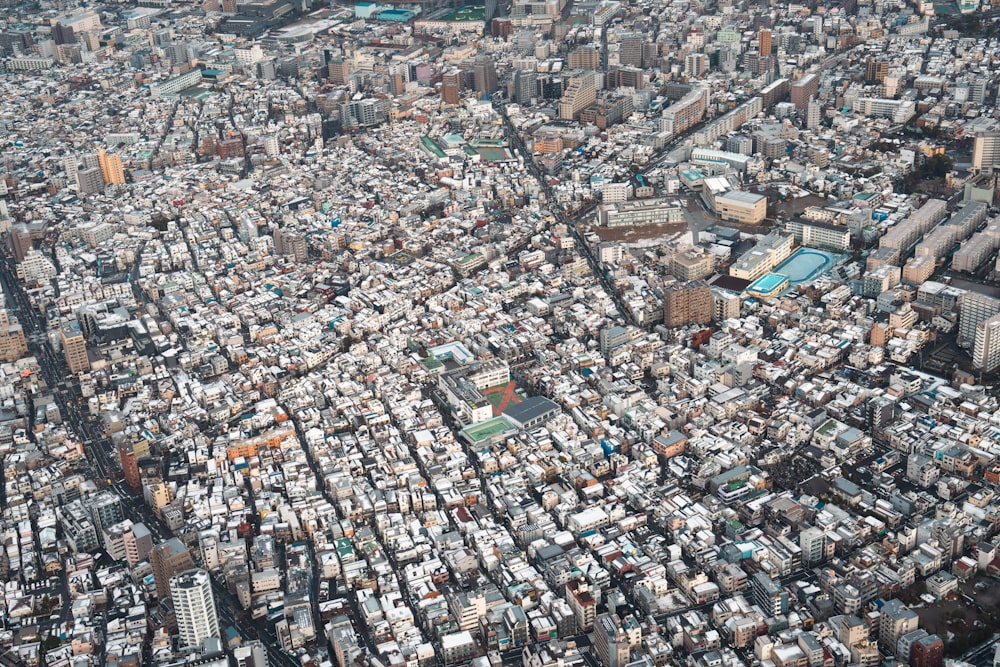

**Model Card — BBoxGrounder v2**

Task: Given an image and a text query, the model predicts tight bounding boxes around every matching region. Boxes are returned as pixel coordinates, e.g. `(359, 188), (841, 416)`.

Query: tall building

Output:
(684, 53), (708, 78)
(568, 46), (600, 70)
(959, 293), (1000, 348)
(594, 614), (630, 667)
(170, 569), (220, 648)
(97, 148), (125, 185)
(151, 537), (195, 600)
(807, 100), (822, 129)
(750, 572), (789, 617)
(59, 320), (90, 373)
(790, 73), (819, 110)
(0, 306), (27, 362)
(558, 71), (596, 120)
(514, 69), (537, 105)
(473, 56), (498, 95)
(758, 28), (772, 57)
(88, 491), (125, 540)
(663, 282), (712, 327)
(972, 131), (1000, 173)
(866, 58), (889, 84)
(879, 600), (919, 652)
(441, 68), (463, 105)
(76, 166), (104, 195)
(566, 579), (597, 632)
(619, 35), (643, 68)
(973, 312), (1000, 373)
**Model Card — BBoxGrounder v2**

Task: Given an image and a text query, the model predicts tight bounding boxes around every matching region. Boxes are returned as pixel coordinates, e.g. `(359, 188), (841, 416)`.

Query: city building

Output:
(663, 281), (712, 327)
(171, 569), (220, 648)
(59, 320), (90, 373)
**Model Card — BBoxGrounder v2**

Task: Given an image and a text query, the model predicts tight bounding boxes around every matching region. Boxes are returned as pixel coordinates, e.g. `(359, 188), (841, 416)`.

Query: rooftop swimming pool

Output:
(747, 273), (789, 295)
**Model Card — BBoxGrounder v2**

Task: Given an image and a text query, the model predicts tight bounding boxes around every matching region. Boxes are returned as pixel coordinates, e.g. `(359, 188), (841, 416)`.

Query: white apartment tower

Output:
(170, 569), (219, 648)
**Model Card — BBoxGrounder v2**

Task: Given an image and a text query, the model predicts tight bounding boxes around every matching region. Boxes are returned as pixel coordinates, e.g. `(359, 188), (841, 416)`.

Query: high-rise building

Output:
(566, 579), (597, 632)
(558, 71), (596, 120)
(663, 281), (712, 327)
(514, 69), (537, 106)
(76, 166), (105, 195)
(59, 320), (90, 373)
(973, 312), (1000, 373)
(88, 491), (125, 540)
(972, 131), (1000, 173)
(619, 35), (643, 68)
(684, 53), (708, 78)
(0, 306), (27, 362)
(959, 292), (1000, 348)
(758, 28), (772, 57)
(866, 58), (889, 84)
(594, 614), (630, 667)
(441, 69), (463, 105)
(790, 73), (819, 110)
(568, 45), (600, 70)
(97, 149), (125, 185)
(151, 537), (195, 600)
(879, 600), (920, 652)
(750, 572), (789, 617)
(473, 56), (498, 95)
(807, 100), (822, 129)
(170, 569), (220, 648)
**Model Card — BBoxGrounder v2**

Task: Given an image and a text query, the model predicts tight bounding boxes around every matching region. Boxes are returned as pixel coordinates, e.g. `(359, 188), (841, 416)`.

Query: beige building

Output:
(713, 190), (767, 225)
(60, 320), (90, 373)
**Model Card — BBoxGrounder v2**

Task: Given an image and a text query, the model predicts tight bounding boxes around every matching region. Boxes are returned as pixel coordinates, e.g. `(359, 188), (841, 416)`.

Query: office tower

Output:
(758, 28), (772, 57)
(619, 35), (643, 67)
(595, 614), (630, 667)
(441, 69), (463, 105)
(558, 71), (596, 120)
(170, 569), (220, 648)
(97, 149), (125, 185)
(973, 312), (1000, 373)
(973, 131), (1000, 173)
(663, 282), (712, 327)
(151, 537), (195, 599)
(59, 320), (90, 373)
(959, 292), (1000, 347)
(514, 69), (537, 106)
(790, 73), (819, 110)
(473, 56), (498, 95)
(76, 166), (104, 195)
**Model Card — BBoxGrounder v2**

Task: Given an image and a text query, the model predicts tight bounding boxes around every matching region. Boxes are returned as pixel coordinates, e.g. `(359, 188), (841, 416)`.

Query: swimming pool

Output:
(774, 248), (840, 285)
(747, 273), (790, 297)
